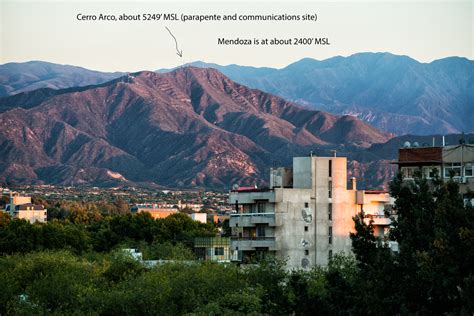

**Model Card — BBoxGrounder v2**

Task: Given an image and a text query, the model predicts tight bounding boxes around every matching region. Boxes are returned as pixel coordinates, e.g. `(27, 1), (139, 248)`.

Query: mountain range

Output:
(0, 67), (396, 189)
(2, 53), (472, 136)
(0, 61), (125, 97)
(1, 53), (472, 189)
(160, 53), (474, 135)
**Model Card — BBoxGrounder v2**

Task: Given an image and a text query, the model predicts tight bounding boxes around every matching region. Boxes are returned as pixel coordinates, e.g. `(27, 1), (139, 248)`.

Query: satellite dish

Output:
(301, 239), (310, 248)
(232, 184), (239, 190)
(301, 209), (312, 223)
(301, 258), (310, 268)
(413, 142), (420, 147)
(403, 141), (411, 148)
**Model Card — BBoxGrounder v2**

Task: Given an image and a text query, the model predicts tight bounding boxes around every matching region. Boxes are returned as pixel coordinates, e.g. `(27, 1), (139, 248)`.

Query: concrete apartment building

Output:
(3, 192), (47, 223)
(229, 155), (393, 269)
(395, 141), (474, 202)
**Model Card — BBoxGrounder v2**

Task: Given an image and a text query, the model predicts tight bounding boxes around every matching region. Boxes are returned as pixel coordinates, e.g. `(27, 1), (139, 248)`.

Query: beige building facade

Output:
(3, 192), (47, 223)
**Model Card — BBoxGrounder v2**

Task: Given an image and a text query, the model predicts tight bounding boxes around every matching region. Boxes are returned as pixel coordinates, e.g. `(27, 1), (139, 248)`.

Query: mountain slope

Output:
(0, 61), (125, 97)
(162, 53), (474, 135)
(0, 67), (392, 188)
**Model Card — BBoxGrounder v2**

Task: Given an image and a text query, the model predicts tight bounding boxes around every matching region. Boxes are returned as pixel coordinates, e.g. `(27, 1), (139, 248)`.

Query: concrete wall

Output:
(12, 196), (31, 205)
(17, 210), (47, 223)
(442, 145), (474, 163)
(293, 157), (312, 189)
(274, 188), (312, 269)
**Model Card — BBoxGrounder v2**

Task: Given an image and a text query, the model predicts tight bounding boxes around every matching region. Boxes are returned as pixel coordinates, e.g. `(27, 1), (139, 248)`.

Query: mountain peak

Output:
(0, 63), (391, 188)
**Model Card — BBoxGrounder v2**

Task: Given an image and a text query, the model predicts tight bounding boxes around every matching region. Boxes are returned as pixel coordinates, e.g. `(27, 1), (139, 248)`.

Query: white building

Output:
(229, 155), (394, 269)
(3, 192), (47, 223)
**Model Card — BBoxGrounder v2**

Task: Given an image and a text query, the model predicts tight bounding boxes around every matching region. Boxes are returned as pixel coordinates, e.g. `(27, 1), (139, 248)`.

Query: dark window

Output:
(305, 250), (309, 256)
(328, 181), (332, 198)
(304, 226), (308, 232)
(328, 203), (332, 221)
(328, 226), (332, 244)
(304, 202), (309, 208)
(214, 247), (224, 256)
(329, 160), (332, 177)
(328, 250), (333, 260)
(256, 225), (266, 237)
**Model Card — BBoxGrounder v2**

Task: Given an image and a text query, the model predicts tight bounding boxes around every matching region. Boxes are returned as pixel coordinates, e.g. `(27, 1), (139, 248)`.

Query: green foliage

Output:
(2, 171), (472, 314)
(0, 212), (217, 256)
(141, 241), (196, 260)
(348, 171), (474, 314)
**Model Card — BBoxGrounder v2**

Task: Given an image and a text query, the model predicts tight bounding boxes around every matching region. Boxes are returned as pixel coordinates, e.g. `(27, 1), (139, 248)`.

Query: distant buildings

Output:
(394, 140), (474, 203)
(131, 204), (179, 219)
(131, 203), (209, 223)
(3, 192), (47, 223)
(229, 155), (394, 269)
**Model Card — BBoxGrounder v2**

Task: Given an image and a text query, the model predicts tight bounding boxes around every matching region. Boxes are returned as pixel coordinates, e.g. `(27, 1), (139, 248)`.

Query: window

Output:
(304, 226), (308, 232)
(256, 225), (266, 237)
(328, 203), (332, 221)
(444, 163), (462, 178)
(305, 249), (309, 256)
(423, 166), (440, 179)
(304, 202), (309, 208)
(328, 181), (332, 198)
(328, 226), (332, 244)
(328, 250), (333, 260)
(257, 203), (265, 213)
(401, 167), (419, 179)
(465, 163), (473, 177)
(328, 160), (332, 177)
(214, 247), (224, 256)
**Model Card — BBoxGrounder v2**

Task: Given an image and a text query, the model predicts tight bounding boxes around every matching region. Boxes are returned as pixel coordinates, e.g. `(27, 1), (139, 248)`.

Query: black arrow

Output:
(165, 26), (183, 57)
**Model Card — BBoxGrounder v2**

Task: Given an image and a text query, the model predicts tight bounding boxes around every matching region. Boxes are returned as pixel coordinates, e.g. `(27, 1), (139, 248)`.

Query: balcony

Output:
(229, 190), (281, 204)
(230, 237), (277, 251)
(230, 212), (276, 227)
(364, 214), (392, 226)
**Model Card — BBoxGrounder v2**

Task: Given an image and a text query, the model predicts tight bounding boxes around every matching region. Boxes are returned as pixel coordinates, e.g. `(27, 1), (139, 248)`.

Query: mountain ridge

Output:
(0, 67), (393, 189)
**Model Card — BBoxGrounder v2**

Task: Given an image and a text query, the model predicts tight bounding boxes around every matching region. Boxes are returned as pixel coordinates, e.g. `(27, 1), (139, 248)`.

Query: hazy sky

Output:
(1, 0), (472, 72)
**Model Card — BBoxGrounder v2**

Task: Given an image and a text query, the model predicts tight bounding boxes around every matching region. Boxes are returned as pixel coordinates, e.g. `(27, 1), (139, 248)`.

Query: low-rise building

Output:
(131, 204), (178, 219)
(229, 155), (394, 269)
(194, 237), (236, 262)
(3, 192), (47, 223)
(190, 212), (207, 224)
(394, 140), (474, 203)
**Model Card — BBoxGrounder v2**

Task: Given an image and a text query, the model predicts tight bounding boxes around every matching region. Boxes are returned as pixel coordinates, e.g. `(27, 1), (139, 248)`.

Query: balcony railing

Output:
(229, 190), (281, 204)
(230, 236), (276, 251)
(230, 212), (276, 227)
(364, 214), (392, 226)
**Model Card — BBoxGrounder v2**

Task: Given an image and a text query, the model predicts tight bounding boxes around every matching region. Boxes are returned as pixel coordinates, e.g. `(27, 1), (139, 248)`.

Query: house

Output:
(3, 192), (47, 223)
(394, 139), (474, 204)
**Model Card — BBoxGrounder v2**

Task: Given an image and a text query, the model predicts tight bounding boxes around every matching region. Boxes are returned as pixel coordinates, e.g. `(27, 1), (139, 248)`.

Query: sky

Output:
(0, 0), (472, 72)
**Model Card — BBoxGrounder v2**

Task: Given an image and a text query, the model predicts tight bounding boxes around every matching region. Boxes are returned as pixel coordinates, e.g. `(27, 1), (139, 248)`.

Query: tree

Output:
(348, 170), (474, 314)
